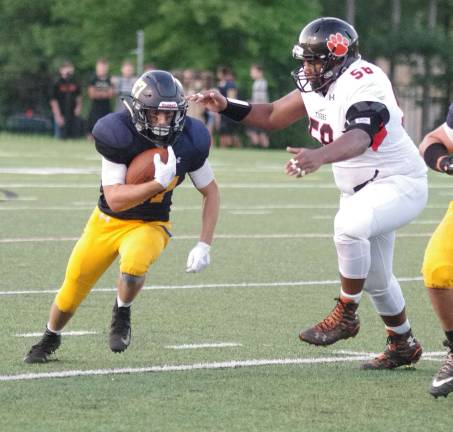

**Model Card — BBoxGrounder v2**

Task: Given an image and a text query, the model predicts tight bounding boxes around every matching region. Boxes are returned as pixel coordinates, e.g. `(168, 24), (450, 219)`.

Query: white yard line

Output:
(0, 205), (338, 211)
(165, 342), (242, 349)
(0, 236), (80, 243)
(0, 353), (443, 382)
(0, 182), (452, 189)
(0, 197), (37, 202)
(0, 207), (92, 211)
(0, 277), (423, 296)
(333, 349), (446, 357)
(0, 203), (448, 211)
(229, 210), (272, 215)
(16, 331), (97, 337)
(0, 232), (434, 244)
(0, 168), (99, 175)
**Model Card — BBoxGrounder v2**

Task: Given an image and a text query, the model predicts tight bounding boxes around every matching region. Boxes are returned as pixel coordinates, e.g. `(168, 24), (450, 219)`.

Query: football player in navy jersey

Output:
(419, 102), (453, 398)
(192, 17), (428, 370)
(24, 70), (220, 363)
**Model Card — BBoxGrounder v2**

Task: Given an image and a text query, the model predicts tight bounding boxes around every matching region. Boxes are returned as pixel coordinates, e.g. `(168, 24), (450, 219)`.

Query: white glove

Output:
(186, 241), (211, 273)
(154, 146), (176, 189)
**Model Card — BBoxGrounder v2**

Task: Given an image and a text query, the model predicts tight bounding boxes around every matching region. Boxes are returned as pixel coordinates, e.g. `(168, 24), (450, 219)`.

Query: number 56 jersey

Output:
(301, 58), (427, 195)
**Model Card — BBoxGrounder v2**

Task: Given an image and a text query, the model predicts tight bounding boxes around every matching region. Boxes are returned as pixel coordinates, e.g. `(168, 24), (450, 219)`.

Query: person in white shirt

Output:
(247, 64), (270, 148)
(111, 60), (137, 112)
(191, 17), (428, 370)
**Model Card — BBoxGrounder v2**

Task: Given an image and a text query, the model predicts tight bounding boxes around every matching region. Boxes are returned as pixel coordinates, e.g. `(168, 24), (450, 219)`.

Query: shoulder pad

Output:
(184, 117), (211, 157)
(93, 112), (134, 164)
(346, 101), (390, 125)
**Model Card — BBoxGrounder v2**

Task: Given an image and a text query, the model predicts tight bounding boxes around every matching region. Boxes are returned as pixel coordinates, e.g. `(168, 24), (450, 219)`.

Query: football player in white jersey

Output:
(191, 17), (428, 369)
(419, 102), (453, 397)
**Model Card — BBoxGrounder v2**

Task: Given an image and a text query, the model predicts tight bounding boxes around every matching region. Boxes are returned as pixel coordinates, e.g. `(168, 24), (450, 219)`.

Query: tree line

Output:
(0, 0), (452, 145)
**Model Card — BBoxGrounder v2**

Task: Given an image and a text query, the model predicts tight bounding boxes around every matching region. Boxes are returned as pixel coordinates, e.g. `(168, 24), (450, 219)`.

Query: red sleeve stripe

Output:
(371, 124), (387, 151)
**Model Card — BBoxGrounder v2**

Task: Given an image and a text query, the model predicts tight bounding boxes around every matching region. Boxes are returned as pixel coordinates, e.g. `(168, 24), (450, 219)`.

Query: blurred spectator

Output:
(217, 66), (241, 148)
(201, 71), (216, 143)
(144, 63), (156, 72)
(87, 58), (115, 137)
(176, 69), (216, 144)
(49, 60), (83, 139)
(182, 69), (206, 122)
(247, 64), (270, 148)
(111, 60), (137, 112)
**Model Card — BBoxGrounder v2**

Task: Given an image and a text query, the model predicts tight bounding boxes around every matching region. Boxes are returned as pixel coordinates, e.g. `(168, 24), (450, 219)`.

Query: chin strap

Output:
(122, 98), (138, 126)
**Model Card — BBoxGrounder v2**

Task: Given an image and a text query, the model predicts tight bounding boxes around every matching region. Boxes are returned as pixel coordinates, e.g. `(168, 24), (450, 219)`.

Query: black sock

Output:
(445, 330), (453, 345)
(45, 326), (60, 336)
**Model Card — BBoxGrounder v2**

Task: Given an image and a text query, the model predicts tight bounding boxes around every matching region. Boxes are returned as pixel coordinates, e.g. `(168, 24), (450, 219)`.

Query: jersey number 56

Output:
(309, 117), (333, 145)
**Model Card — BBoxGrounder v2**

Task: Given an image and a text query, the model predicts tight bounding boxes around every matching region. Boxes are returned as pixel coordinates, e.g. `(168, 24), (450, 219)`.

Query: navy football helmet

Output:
(291, 17), (359, 93)
(124, 70), (188, 146)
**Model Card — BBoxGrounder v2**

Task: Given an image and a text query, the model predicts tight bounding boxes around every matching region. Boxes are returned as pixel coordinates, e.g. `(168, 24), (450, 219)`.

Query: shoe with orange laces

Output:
(361, 330), (422, 370)
(299, 297), (360, 346)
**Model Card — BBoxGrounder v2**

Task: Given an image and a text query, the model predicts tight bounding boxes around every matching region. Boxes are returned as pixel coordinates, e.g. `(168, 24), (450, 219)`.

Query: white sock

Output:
(117, 294), (132, 308)
(340, 289), (363, 304)
(385, 320), (411, 335)
(46, 322), (62, 335)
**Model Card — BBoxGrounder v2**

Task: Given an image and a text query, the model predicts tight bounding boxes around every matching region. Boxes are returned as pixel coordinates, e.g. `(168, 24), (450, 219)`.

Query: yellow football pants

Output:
(422, 201), (453, 289)
(55, 207), (171, 313)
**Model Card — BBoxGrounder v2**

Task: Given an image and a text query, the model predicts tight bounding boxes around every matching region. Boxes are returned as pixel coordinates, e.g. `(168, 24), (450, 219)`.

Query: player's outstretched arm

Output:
(189, 89), (306, 131)
(189, 89), (228, 113)
(285, 128), (370, 177)
(186, 179), (220, 273)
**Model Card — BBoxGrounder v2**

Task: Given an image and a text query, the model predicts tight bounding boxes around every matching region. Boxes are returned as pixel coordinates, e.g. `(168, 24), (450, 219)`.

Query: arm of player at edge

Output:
(285, 128), (371, 176)
(189, 89), (306, 131)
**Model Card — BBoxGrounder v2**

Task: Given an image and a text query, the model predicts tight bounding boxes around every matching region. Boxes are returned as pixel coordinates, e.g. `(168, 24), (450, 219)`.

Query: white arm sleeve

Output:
(442, 123), (453, 144)
(101, 157), (127, 186)
(188, 160), (214, 189)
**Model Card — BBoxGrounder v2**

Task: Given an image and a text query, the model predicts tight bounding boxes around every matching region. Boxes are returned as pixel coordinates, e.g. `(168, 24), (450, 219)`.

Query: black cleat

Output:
(430, 340), (453, 399)
(24, 329), (61, 364)
(299, 298), (360, 346)
(361, 330), (422, 370)
(109, 301), (131, 353)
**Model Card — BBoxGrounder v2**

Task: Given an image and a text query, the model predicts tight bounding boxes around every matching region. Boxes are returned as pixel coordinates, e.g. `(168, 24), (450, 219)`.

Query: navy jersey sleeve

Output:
(186, 118), (211, 172)
(447, 102), (453, 129)
(93, 113), (134, 164)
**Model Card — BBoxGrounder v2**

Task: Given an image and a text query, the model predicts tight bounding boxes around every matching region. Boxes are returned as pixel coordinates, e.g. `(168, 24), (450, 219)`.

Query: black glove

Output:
(439, 154), (453, 175)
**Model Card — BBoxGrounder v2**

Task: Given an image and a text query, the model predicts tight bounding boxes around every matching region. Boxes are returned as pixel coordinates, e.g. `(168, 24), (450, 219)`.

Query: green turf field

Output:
(0, 133), (451, 431)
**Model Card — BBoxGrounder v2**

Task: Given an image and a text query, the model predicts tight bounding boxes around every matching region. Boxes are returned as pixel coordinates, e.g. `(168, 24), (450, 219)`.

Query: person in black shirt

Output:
(216, 66), (242, 148)
(49, 60), (82, 139)
(87, 58), (115, 137)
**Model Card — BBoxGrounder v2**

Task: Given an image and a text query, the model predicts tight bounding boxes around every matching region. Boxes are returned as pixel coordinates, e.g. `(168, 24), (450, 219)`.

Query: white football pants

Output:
(334, 174), (428, 316)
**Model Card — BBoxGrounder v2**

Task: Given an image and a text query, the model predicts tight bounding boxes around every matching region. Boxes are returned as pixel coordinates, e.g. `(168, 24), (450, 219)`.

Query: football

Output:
(125, 147), (168, 184)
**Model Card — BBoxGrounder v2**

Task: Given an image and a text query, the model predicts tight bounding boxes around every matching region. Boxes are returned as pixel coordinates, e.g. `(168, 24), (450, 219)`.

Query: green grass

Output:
(0, 133), (452, 431)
